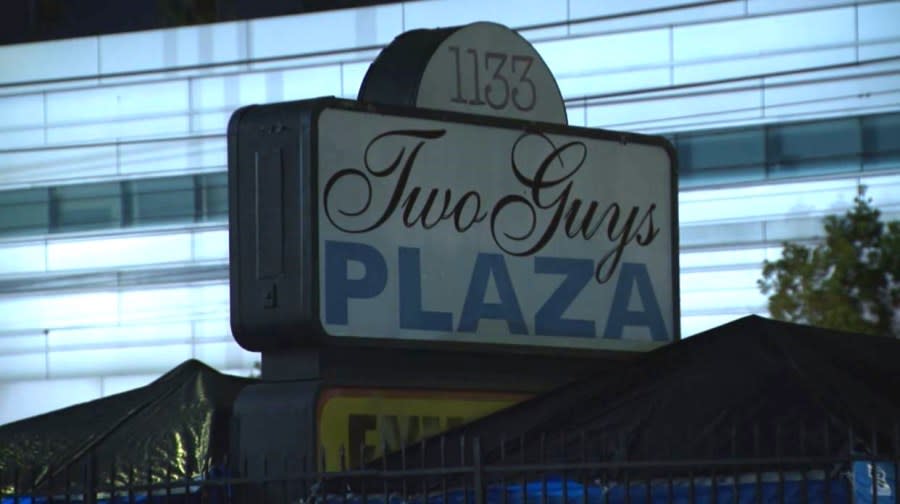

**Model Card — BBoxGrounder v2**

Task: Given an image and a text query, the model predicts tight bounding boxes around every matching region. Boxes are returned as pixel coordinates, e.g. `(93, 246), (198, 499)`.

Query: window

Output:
(676, 128), (765, 187)
(766, 118), (861, 178)
(125, 176), (196, 226)
(862, 113), (900, 172)
(51, 183), (122, 232)
(0, 188), (49, 236)
(198, 173), (227, 221)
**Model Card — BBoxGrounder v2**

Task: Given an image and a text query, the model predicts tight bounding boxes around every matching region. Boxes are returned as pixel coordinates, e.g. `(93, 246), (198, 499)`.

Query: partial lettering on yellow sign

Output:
(317, 388), (526, 471)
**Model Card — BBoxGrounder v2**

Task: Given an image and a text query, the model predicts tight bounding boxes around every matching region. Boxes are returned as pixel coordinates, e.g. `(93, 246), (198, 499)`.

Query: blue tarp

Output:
(853, 461), (897, 504)
(322, 473), (852, 504)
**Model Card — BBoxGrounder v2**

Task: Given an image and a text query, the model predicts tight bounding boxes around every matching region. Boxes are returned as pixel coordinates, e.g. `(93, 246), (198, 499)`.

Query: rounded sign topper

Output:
(359, 22), (567, 124)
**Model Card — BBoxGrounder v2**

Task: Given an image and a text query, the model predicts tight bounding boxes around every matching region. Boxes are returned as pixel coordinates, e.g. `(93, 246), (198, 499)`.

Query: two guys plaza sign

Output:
(319, 106), (675, 349)
(228, 24), (678, 353)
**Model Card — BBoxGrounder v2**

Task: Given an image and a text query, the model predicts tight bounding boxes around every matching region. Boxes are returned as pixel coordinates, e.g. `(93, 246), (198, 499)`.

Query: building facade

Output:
(0, 0), (898, 424)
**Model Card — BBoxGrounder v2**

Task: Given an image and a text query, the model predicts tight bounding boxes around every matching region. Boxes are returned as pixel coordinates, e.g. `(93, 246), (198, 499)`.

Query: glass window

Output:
(862, 112), (900, 171)
(125, 176), (196, 226)
(766, 118), (861, 178)
(676, 128), (765, 187)
(51, 182), (122, 233)
(199, 173), (228, 222)
(0, 188), (49, 237)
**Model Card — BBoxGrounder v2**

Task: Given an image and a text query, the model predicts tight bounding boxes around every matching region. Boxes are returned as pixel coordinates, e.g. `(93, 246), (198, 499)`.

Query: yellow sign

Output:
(317, 387), (526, 471)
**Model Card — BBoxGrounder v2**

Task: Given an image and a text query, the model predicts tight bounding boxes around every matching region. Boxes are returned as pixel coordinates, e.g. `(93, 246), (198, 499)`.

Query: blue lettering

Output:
(534, 257), (594, 337)
(398, 247), (453, 331)
(603, 262), (667, 341)
(457, 253), (527, 334)
(324, 240), (387, 324)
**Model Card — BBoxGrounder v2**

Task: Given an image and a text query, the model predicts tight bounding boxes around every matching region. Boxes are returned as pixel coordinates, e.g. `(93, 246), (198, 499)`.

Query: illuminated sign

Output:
(229, 99), (678, 351)
(317, 388), (524, 471)
(318, 106), (677, 349)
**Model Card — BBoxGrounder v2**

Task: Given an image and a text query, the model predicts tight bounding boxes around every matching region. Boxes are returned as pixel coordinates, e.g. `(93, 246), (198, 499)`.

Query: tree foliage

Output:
(758, 190), (900, 336)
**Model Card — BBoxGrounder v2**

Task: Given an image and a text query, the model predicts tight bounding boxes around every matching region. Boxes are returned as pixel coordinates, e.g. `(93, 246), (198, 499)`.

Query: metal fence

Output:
(2, 431), (898, 504)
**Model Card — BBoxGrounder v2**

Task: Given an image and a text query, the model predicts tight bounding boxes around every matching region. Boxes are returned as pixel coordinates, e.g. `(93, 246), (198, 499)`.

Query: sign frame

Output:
(228, 97), (680, 353)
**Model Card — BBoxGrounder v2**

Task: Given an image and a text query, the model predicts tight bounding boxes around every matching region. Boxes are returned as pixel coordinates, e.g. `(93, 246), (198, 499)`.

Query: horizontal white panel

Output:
(586, 83), (761, 130)
(46, 322), (193, 350)
(681, 221), (764, 246)
(674, 47), (855, 85)
(680, 287), (767, 312)
(193, 317), (231, 341)
(192, 228), (228, 261)
(764, 59), (900, 104)
(47, 233), (193, 271)
(673, 7), (855, 62)
(0, 291), (119, 332)
(0, 144), (117, 187)
(342, 61), (371, 98)
(680, 268), (763, 293)
(747, 0), (863, 15)
(47, 343), (193, 378)
(556, 67), (670, 99)
(46, 80), (189, 124)
(0, 376), (101, 425)
(118, 137), (225, 176)
(0, 242), (46, 275)
(101, 373), (161, 396)
(47, 115), (191, 144)
(569, 0), (709, 20)
(0, 352), (46, 382)
(860, 40), (900, 60)
(0, 332), (46, 355)
(281, 65), (343, 101)
(405, 0), (567, 30)
(248, 48), (381, 73)
(250, 4), (402, 60)
(536, 28), (670, 77)
(191, 72), (268, 111)
(570, 0), (743, 36)
(0, 94), (43, 130)
(681, 175), (900, 223)
(99, 22), (246, 75)
(118, 283), (228, 324)
(519, 25), (570, 42)
(680, 313), (751, 338)
(680, 247), (770, 269)
(0, 128), (44, 150)
(0, 37), (98, 86)
(193, 341), (258, 371)
(766, 57), (900, 85)
(680, 181), (859, 223)
(858, 2), (900, 43)
(766, 88), (900, 119)
(191, 111), (231, 135)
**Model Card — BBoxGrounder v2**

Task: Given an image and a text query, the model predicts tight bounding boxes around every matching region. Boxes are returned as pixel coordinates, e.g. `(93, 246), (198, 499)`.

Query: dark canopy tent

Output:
(0, 359), (252, 495)
(381, 315), (900, 468)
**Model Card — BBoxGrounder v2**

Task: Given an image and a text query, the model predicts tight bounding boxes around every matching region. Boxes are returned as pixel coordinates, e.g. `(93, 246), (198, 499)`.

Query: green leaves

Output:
(758, 191), (900, 336)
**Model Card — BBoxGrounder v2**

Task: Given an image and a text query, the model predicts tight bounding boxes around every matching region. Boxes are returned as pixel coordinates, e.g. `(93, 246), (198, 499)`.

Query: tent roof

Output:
(383, 316), (900, 467)
(0, 359), (252, 491)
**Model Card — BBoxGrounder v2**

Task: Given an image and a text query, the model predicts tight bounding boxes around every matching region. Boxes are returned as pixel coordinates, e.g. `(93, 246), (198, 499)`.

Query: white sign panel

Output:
(317, 108), (676, 350)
